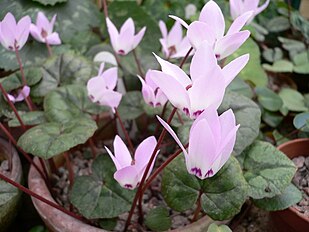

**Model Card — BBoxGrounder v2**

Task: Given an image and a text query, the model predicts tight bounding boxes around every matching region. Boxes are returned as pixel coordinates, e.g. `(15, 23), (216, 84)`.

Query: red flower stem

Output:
(38, 157), (52, 190)
(64, 152), (74, 190)
(191, 190), (203, 222)
(0, 172), (86, 222)
(133, 49), (144, 77)
(14, 47), (34, 111)
(0, 83), (26, 130)
(176, 110), (184, 125)
(154, 102), (167, 136)
(179, 47), (193, 68)
(88, 138), (97, 159)
(115, 109), (134, 153)
(45, 42), (53, 57)
(102, 0), (108, 18)
(124, 107), (178, 231)
(0, 122), (48, 183)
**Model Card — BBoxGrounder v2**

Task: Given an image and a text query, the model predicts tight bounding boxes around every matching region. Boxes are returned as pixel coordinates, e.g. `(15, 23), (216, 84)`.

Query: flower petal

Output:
(114, 135), (132, 167)
(255, 0), (270, 15)
(199, 0), (225, 39)
(120, 18), (135, 37)
(230, 0), (242, 19)
(0, 13), (17, 50)
(222, 54), (249, 86)
(30, 24), (44, 43)
(106, 17), (119, 53)
(15, 85), (30, 102)
(138, 75), (155, 106)
(168, 21), (182, 46)
(226, 11), (253, 35)
(190, 41), (217, 82)
(215, 30), (250, 60)
(169, 15), (189, 29)
(134, 136), (157, 171)
(99, 89), (122, 112)
(16, 15), (31, 50)
(117, 26), (135, 55)
(159, 20), (168, 38)
(133, 26), (146, 49)
(102, 67), (118, 90)
(187, 21), (216, 50)
(105, 146), (122, 170)
(114, 166), (139, 190)
(46, 32), (61, 45)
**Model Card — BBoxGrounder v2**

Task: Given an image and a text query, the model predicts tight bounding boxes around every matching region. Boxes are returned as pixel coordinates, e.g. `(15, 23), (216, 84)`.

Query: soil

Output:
(292, 156), (309, 217)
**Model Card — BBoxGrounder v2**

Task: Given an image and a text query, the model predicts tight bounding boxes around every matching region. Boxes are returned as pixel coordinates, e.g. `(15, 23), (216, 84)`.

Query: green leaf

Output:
(99, 218), (117, 231)
(242, 141), (296, 199)
(145, 207), (172, 231)
(0, 68), (42, 92)
(227, 77), (253, 99)
(253, 184), (302, 211)
(293, 112), (309, 132)
(117, 91), (144, 120)
(262, 110), (283, 128)
(263, 60), (294, 73)
(44, 84), (108, 123)
(226, 38), (267, 87)
(219, 91), (261, 155)
(70, 155), (135, 219)
(162, 156), (248, 220)
(266, 16), (290, 32)
(32, 0), (67, 6)
(262, 47), (283, 63)
(255, 87), (283, 111)
(17, 117), (97, 159)
(292, 51), (309, 74)
(8, 111), (46, 127)
(278, 37), (306, 58)
(207, 223), (232, 232)
(31, 52), (93, 97)
(28, 225), (48, 232)
(279, 88), (308, 112)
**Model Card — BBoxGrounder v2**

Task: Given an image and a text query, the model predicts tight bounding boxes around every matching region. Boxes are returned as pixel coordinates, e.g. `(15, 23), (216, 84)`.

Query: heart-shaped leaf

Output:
(32, 0), (67, 6)
(8, 111), (46, 127)
(17, 117), (97, 159)
(207, 223), (232, 232)
(255, 87), (283, 112)
(44, 84), (108, 123)
(32, 52), (93, 97)
(117, 91), (144, 120)
(242, 141), (296, 199)
(279, 88), (308, 112)
(70, 155), (135, 219)
(293, 112), (309, 132)
(145, 207), (172, 231)
(162, 156), (248, 220)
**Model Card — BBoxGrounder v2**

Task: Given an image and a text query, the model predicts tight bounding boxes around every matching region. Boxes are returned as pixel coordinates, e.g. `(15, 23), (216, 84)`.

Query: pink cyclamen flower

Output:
(138, 70), (168, 108)
(87, 63), (122, 113)
(230, 0), (270, 24)
(149, 42), (248, 119)
(30, 12), (61, 45)
(106, 17), (146, 56)
(0, 12), (31, 51)
(158, 106), (239, 179)
(7, 85), (30, 103)
(159, 20), (192, 59)
(105, 135), (158, 190)
(171, 0), (252, 60)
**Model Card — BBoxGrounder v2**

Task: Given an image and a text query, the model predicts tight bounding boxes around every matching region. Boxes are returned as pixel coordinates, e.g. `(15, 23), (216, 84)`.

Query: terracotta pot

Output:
(270, 138), (309, 232)
(0, 137), (23, 232)
(300, 0), (309, 19)
(28, 158), (223, 232)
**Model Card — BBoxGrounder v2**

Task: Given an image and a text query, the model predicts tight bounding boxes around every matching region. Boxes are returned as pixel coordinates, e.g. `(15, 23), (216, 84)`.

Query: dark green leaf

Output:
(253, 184), (302, 211)
(70, 155), (135, 219)
(262, 110), (283, 128)
(32, 0), (67, 6)
(44, 84), (108, 123)
(99, 218), (117, 231)
(17, 117), (97, 159)
(207, 223), (232, 232)
(227, 77), (253, 99)
(219, 91), (261, 155)
(8, 111), (46, 127)
(279, 88), (308, 112)
(117, 91), (144, 120)
(242, 141), (296, 199)
(31, 52), (93, 97)
(145, 207), (172, 231)
(255, 87), (283, 111)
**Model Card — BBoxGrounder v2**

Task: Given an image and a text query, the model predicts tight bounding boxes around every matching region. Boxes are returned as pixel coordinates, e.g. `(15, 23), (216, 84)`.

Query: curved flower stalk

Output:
(138, 70), (168, 108)
(7, 85), (30, 103)
(105, 135), (158, 190)
(171, 0), (252, 60)
(106, 17), (146, 56)
(87, 63), (122, 113)
(158, 20), (192, 59)
(157, 106), (239, 179)
(149, 42), (248, 118)
(230, 0), (270, 24)
(30, 12), (61, 45)
(0, 12), (31, 51)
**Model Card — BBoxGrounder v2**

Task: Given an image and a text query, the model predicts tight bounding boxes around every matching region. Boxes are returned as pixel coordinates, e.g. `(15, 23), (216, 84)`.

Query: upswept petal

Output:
(37, 12), (50, 31)
(222, 54), (249, 86)
(155, 89), (168, 106)
(255, 0), (270, 15)
(30, 24), (43, 43)
(114, 135), (132, 168)
(144, 70), (158, 90)
(106, 18), (119, 53)
(98, 63), (105, 77)
(114, 166), (139, 189)
(187, 21), (216, 50)
(159, 20), (168, 38)
(46, 32), (61, 45)
(102, 67), (118, 90)
(0, 13), (17, 49)
(49, 14), (57, 34)
(190, 41), (217, 82)
(159, 38), (169, 57)
(226, 11), (253, 35)
(168, 21), (182, 46)
(171, 36), (193, 58)
(87, 76), (107, 102)
(188, 119), (217, 179)
(149, 70), (190, 111)
(230, 0), (242, 19)
(137, 75), (155, 106)
(105, 146), (122, 170)
(15, 85), (30, 101)
(133, 27), (146, 49)
(199, 0), (225, 39)
(153, 53), (191, 87)
(214, 30), (250, 60)
(134, 136), (157, 171)
(99, 90), (122, 112)
(219, 109), (237, 139)
(169, 15), (189, 29)
(120, 18), (135, 37)
(157, 116), (188, 157)
(244, 0), (260, 11)
(117, 26), (135, 55)
(16, 16), (31, 49)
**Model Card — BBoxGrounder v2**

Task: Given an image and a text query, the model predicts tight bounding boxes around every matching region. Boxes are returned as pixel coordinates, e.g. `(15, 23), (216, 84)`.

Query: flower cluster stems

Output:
(46, 42), (53, 57)
(192, 190), (203, 222)
(133, 49), (144, 77)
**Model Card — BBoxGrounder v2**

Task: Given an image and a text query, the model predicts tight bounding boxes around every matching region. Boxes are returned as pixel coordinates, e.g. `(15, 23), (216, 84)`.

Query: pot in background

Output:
(270, 138), (309, 232)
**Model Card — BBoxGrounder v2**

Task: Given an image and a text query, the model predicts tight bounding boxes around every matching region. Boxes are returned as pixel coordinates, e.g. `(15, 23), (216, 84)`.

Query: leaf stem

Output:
(192, 190), (203, 222)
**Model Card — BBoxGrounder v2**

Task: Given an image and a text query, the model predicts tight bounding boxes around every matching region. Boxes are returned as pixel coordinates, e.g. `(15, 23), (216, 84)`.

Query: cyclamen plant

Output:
(0, 0), (299, 231)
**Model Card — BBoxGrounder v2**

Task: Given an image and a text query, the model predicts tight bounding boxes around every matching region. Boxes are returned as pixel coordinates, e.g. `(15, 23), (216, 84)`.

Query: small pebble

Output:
(293, 156), (305, 168)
